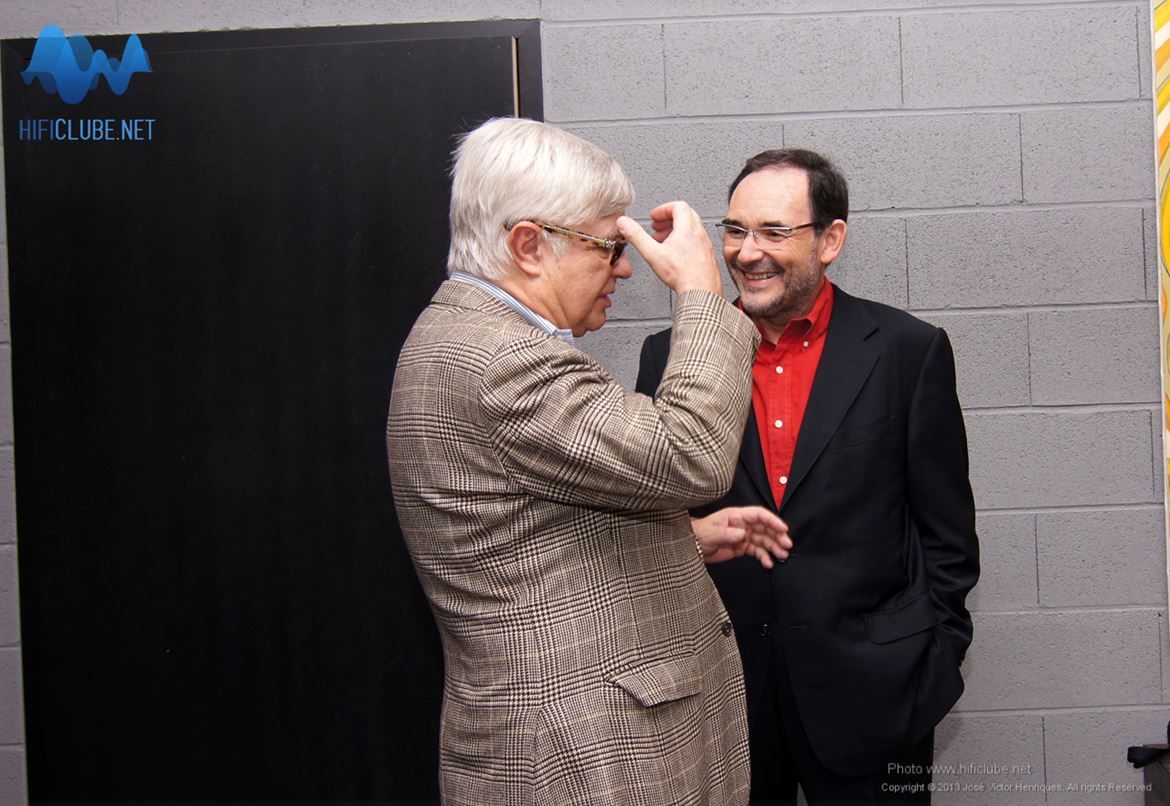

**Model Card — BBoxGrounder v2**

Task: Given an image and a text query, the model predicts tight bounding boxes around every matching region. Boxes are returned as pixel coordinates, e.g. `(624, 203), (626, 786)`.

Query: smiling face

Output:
(545, 213), (632, 336)
(723, 166), (831, 335)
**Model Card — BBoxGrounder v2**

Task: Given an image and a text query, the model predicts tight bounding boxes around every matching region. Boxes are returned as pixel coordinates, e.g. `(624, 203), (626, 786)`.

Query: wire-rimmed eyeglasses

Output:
(716, 221), (817, 246)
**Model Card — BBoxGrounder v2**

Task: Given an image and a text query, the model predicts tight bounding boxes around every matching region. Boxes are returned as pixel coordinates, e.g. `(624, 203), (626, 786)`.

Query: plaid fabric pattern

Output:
(388, 280), (760, 805)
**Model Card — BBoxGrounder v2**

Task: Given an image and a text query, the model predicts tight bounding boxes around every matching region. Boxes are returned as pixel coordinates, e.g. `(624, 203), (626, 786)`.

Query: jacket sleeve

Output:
(907, 327), (980, 662)
(481, 290), (759, 512)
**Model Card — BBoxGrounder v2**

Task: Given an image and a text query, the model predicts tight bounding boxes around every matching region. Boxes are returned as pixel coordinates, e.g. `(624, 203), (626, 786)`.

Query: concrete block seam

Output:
(972, 605), (1164, 617)
(1143, 206), (1150, 299)
(1016, 113), (1024, 203)
(1154, 608), (1165, 709)
(966, 401), (1156, 415)
(897, 15), (905, 107)
(976, 504), (1164, 520)
(902, 218), (909, 305)
(953, 704), (1170, 718)
(553, 100), (1156, 131)
(910, 301), (1156, 320)
(1040, 713), (1049, 788)
(1025, 310), (1034, 405)
(659, 23), (667, 110)
(1136, 4), (1145, 99)
(1031, 513), (1040, 608)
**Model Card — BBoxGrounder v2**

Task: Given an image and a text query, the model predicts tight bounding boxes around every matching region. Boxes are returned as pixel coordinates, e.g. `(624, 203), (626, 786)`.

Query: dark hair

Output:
(728, 148), (849, 229)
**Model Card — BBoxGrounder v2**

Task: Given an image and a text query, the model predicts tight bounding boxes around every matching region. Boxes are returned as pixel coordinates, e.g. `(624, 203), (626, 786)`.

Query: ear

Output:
(817, 219), (847, 266)
(507, 222), (546, 279)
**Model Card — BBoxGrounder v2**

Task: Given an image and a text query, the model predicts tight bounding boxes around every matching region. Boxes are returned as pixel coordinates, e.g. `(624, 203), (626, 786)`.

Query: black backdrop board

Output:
(2, 21), (541, 803)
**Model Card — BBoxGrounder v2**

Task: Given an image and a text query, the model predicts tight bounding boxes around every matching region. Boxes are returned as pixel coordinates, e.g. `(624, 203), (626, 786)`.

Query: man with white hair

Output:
(387, 117), (791, 805)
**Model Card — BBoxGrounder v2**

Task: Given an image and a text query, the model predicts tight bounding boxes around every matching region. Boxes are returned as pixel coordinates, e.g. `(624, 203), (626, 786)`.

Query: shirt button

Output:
(759, 623), (771, 637)
(775, 366), (784, 374)
(774, 419), (783, 428)
(779, 476), (788, 485)
(720, 621), (734, 637)
(802, 340), (810, 348)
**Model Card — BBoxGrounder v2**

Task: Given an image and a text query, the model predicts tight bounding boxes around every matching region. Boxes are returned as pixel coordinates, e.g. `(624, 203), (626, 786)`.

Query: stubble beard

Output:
(731, 253), (823, 327)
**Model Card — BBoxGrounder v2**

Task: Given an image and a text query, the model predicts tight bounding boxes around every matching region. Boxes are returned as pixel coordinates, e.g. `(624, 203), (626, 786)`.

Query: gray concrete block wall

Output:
(933, 713), (1045, 803)
(1044, 709), (1170, 804)
(920, 312), (1030, 409)
(1029, 307), (1160, 405)
(1037, 508), (1166, 607)
(1021, 105), (1154, 203)
(664, 17), (903, 116)
(0, 1), (1164, 804)
(959, 610), (1162, 711)
(830, 215), (908, 309)
(901, 7), (1141, 107)
(561, 120), (792, 220)
(967, 410), (1153, 509)
(784, 114), (1023, 210)
(907, 208), (1146, 309)
(963, 513), (1037, 612)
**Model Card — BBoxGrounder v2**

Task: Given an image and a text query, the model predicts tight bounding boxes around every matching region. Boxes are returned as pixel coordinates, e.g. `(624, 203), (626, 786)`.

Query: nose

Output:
(734, 232), (766, 263)
(612, 251), (633, 279)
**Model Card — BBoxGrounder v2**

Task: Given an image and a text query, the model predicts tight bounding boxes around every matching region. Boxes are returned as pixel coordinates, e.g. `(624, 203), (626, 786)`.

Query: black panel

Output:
(2, 21), (541, 803)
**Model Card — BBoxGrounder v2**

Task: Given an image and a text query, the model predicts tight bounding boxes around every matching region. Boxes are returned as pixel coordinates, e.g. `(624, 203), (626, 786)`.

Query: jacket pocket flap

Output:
(832, 417), (892, 449)
(606, 655), (702, 707)
(864, 593), (938, 644)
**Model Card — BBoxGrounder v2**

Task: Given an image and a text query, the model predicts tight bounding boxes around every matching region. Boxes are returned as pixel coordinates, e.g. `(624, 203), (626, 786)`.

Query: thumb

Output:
(617, 216), (659, 259)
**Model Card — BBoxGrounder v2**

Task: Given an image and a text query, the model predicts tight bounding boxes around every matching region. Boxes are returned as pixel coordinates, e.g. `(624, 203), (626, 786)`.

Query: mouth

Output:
(736, 267), (782, 288)
(740, 269), (778, 281)
(732, 258), (782, 287)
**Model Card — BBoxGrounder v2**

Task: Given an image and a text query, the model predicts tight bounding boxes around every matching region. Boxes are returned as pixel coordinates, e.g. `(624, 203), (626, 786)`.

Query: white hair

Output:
(447, 118), (635, 280)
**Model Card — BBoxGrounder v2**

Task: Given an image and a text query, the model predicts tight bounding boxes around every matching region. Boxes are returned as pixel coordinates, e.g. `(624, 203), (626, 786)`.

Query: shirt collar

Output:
(799, 279), (835, 343)
(744, 279), (836, 345)
(449, 271), (575, 344)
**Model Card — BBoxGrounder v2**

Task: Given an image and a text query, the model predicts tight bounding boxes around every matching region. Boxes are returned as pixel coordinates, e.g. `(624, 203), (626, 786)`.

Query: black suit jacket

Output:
(636, 286), (979, 776)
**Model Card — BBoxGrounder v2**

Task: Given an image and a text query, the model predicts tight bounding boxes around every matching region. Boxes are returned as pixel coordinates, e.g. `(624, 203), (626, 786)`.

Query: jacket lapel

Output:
(740, 405), (778, 511)
(779, 288), (879, 511)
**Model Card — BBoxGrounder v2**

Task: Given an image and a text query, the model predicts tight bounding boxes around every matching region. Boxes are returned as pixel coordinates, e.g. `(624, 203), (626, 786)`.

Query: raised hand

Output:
(617, 201), (722, 296)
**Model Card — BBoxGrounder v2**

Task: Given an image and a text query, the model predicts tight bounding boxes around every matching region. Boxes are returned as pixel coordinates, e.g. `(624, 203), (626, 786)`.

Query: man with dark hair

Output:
(637, 149), (979, 804)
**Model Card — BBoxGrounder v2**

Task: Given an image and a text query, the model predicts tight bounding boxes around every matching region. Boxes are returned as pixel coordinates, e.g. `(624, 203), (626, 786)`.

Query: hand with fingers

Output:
(691, 506), (793, 568)
(617, 201), (722, 296)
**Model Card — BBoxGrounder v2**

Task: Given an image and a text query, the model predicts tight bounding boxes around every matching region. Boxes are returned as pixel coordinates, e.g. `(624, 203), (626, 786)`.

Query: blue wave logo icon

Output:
(21, 25), (151, 105)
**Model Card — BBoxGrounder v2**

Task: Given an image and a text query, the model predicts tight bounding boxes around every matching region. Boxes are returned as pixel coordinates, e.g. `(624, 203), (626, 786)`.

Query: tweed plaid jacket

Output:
(387, 280), (760, 805)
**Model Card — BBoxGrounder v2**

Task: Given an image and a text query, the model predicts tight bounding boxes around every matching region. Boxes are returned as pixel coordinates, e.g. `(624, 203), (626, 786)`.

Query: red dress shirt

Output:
(750, 280), (835, 506)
